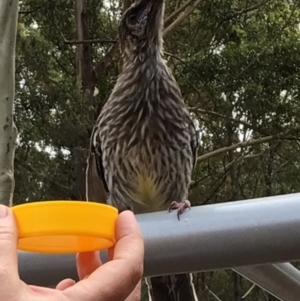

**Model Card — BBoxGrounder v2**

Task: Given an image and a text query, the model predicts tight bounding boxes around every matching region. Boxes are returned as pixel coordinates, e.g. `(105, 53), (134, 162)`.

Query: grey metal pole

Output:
(234, 263), (300, 301)
(18, 193), (300, 299)
(18, 252), (300, 301)
(137, 192), (300, 276)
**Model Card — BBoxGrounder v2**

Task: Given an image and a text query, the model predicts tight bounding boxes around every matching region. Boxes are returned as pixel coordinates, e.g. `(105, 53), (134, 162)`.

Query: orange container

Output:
(12, 201), (118, 254)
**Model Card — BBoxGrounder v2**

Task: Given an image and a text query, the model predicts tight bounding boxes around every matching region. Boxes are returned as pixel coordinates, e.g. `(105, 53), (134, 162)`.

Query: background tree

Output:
(0, 0), (18, 206)
(14, 0), (300, 300)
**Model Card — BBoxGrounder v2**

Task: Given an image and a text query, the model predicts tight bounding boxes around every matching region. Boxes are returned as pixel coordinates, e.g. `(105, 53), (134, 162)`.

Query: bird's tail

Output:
(85, 152), (107, 203)
(146, 273), (199, 301)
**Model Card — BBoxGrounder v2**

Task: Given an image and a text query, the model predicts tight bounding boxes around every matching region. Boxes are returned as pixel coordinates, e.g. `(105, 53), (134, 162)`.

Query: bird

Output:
(86, 0), (199, 300)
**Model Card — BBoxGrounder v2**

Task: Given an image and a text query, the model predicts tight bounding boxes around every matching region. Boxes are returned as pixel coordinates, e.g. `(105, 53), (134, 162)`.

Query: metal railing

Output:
(18, 193), (300, 300)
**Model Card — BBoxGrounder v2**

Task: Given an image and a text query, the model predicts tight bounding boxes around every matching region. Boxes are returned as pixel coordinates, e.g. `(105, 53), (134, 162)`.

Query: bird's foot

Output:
(168, 200), (191, 220)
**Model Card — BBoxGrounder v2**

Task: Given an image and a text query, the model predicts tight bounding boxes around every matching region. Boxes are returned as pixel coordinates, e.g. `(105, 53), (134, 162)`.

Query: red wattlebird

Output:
(86, 0), (199, 300)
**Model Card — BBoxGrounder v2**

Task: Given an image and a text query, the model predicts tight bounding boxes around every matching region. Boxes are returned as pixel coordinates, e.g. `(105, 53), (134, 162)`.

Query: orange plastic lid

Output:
(11, 201), (118, 254)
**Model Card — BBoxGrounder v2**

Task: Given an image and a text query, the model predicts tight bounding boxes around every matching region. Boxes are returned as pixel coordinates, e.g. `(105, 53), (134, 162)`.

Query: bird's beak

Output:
(146, 0), (164, 21)
(150, 0), (164, 10)
(140, 0), (164, 13)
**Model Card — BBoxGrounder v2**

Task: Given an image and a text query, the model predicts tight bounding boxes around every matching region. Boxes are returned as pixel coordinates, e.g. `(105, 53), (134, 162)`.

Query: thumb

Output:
(0, 205), (20, 287)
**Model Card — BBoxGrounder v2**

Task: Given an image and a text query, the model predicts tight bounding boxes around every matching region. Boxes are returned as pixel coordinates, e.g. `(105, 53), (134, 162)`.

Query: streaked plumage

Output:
(86, 0), (199, 300)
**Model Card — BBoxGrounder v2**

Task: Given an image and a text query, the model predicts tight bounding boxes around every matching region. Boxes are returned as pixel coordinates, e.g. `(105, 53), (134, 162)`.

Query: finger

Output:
(76, 251), (101, 280)
(113, 211), (144, 262)
(64, 211), (144, 301)
(56, 279), (76, 290)
(124, 280), (142, 301)
(0, 206), (20, 288)
(108, 246), (114, 261)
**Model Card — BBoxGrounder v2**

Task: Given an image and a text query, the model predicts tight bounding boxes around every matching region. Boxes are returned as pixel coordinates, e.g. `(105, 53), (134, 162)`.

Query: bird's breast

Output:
(104, 138), (190, 213)
(121, 144), (170, 210)
(99, 98), (193, 212)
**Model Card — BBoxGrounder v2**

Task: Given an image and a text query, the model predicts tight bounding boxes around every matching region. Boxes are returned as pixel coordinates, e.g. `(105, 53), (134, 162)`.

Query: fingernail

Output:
(0, 205), (8, 219)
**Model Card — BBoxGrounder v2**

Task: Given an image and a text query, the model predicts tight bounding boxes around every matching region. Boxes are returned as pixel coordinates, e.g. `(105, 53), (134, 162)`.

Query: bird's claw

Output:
(168, 200), (191, 220)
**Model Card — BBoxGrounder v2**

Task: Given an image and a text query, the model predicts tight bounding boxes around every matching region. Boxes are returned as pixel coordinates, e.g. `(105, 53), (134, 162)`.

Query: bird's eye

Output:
(127, 13), (137, 25)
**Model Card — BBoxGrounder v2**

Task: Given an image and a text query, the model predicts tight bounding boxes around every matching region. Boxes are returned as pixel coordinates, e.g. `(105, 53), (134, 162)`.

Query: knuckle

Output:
(0, 264), (10, 277)
(0, 227), (14, 243)
(128, 263), (143, 284)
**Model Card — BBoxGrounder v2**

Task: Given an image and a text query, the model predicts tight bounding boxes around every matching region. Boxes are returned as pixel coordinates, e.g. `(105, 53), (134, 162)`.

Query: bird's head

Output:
(119, 0), (165, 61)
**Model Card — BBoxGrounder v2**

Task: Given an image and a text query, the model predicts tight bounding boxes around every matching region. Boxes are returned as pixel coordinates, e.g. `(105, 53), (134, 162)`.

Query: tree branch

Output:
(64, 39), (117, 44)
(164, 0), (194, 27)
(205, 286), (223, 301)
(242, 284), (256, 299)
(0, 0), (19, 206)
(18, 5), (42, 15)
(197, 131), (297, 162)
(92, 0), (201, 78)
(191, 146), (271, 189)
(123, 0), (133, 11)
(163, 0), (202, 38)
(65, 0), (199, 47)
(189, 107), (254, 130)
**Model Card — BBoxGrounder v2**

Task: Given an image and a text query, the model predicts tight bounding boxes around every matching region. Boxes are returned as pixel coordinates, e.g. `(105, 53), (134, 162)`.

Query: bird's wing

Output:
(190, 120), (199, 171)
(85, 126), (108, 203)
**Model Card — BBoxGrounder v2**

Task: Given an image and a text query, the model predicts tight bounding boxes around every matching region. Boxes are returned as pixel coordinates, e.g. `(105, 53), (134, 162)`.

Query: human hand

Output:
(0, 205), (144, 301)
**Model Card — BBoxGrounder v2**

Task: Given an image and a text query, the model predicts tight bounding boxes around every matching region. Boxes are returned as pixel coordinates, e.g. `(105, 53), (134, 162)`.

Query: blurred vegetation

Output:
(14, 0), (300, 300)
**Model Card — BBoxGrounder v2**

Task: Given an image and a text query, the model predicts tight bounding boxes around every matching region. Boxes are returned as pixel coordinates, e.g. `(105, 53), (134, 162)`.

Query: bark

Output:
(226, 119), (243, 301)
(0, 0), (19, 206)
(163, 0), (203, 38)
(164, 0), (194, 27)
(73, 0), (97, 200)
(264, 144), (274, 197)
(123, 0), (133, 10)
(233, 272), (242, 301)
(263, 145), (279, 301)
(75, 0), (96, 97)
(268, 295), (278, 301)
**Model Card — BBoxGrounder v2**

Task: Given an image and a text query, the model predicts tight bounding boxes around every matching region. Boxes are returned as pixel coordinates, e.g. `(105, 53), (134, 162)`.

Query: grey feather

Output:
(85, 129), (108, 203)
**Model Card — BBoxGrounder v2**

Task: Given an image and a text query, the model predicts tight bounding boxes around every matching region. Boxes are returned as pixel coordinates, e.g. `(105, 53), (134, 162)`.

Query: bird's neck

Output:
(122, 45), (165, 81)
(121, 47), (166, 84)
(122, 38), (163, 66)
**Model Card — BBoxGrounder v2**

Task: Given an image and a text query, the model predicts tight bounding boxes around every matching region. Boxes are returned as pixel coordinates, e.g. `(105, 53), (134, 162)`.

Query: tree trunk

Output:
(0, 0), (18, 206)
(268, 294), (278, 301)
(148, 274), (199, 301)
(73, 0), (97, 200)
(233, 272), (242, 301)
(263, 145), (278, 301)
(226, 116), (242, 301)
(264, 144), (274, 197)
